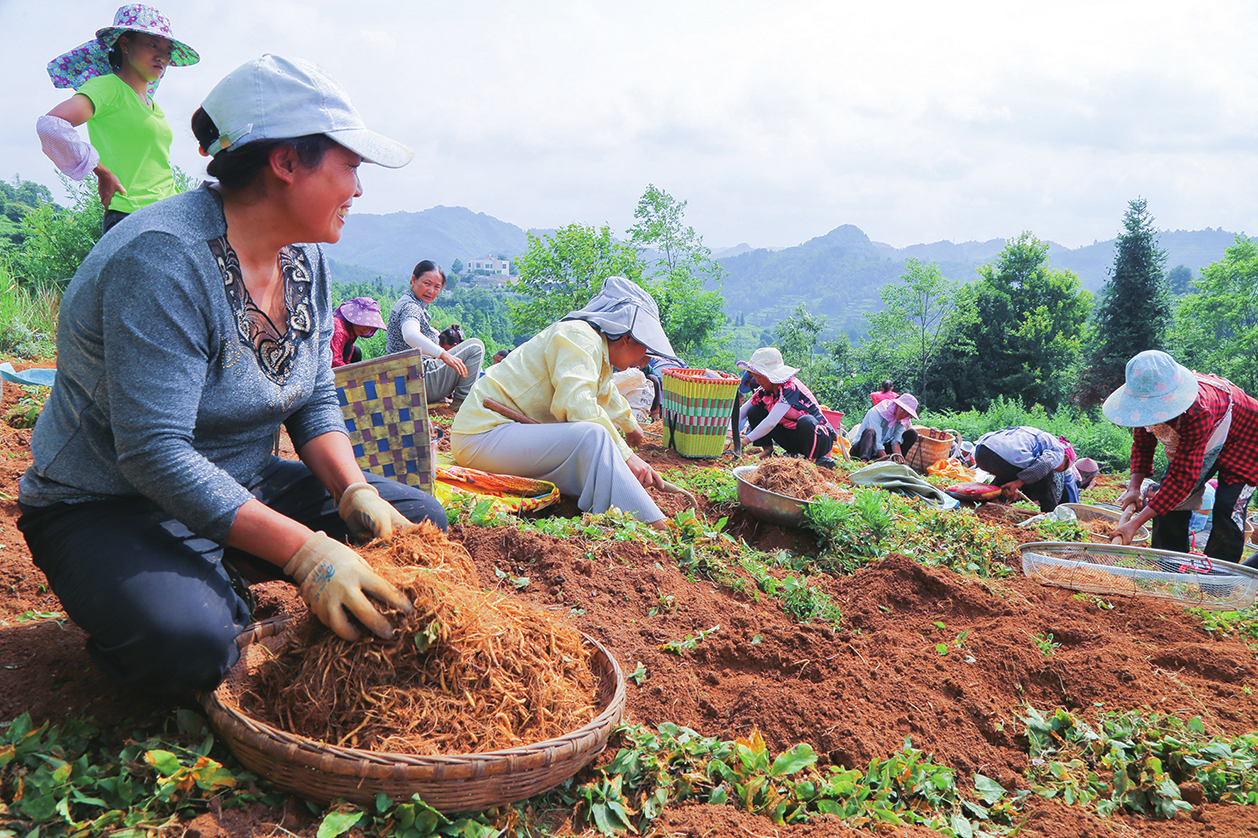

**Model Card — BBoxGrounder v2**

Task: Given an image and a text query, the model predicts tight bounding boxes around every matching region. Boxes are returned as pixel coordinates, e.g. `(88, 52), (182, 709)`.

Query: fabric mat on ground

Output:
(434, 453), (560, 513)
(849, 462), (957, 508)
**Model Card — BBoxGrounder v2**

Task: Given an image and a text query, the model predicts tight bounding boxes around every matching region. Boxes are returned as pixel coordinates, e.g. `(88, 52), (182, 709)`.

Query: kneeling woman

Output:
(451, 277), (670, 528)
(974, 426), (1077, 512)
(18, 56), (445, 694)
(386, 261), (484, 408)
(737, 347), (837, 466)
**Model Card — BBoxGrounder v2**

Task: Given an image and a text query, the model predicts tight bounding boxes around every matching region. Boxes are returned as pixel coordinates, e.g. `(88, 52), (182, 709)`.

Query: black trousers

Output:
(1153, 479), (1252, 563)
(974, 444), (1065, 513)
(18, 458), (446, 694)
(853, 427), (918, 461)
(746, 404), (835, 460)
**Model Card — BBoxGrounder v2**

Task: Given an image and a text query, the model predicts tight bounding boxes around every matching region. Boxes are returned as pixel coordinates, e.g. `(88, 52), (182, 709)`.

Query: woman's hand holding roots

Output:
(284, 532), (413, 641)
(627, 454), (665, 491)
(338, 482), (415, 540)
(439, 349), (468, 377)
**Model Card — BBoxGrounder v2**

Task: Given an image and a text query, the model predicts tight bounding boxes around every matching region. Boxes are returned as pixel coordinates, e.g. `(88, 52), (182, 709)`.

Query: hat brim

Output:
(329, 128), (414, 169)
(891, 398), (918, 419)
(1101, 373), (1199, 427)
(95, 26), (199, 66)
(735, 360), (797, 384)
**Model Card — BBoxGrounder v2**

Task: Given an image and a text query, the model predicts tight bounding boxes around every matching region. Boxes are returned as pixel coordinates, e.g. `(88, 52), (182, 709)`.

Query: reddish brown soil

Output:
(2, 374), (1256, 837)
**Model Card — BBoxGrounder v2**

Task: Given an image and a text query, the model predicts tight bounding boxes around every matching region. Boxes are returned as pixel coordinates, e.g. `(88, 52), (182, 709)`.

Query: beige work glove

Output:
(284, 532), (413, 641)
(338, 482), (415, 540)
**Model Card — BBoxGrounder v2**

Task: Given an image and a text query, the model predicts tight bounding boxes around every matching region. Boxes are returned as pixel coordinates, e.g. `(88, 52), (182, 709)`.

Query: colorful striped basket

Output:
(661, 368), (741, 458)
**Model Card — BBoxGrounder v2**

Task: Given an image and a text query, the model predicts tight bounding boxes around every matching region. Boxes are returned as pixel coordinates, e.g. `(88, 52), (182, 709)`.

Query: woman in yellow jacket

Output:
(451, 277), (672, 529)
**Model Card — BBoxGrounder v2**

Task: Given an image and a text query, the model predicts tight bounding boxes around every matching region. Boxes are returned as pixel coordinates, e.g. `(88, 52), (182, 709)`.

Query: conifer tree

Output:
(1076, 198), (1170, 407)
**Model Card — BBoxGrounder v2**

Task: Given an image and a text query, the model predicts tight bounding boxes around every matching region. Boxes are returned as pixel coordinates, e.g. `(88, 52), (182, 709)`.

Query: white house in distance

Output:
(466, 256), (511, 275)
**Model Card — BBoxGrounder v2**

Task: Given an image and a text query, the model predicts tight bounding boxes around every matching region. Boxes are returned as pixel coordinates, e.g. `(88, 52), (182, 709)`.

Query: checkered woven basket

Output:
(334, 349), (433, 491)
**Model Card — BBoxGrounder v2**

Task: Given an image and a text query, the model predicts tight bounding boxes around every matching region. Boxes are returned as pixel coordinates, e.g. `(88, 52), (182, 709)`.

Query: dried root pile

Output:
(749, 457), (853, 503)
(1083, 518), (1118, 541)
(242, 523), (596, 755)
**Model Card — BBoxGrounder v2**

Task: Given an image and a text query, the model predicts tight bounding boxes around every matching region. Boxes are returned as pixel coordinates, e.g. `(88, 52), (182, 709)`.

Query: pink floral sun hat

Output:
(47, 5), (198, 93)
(334, 297), (386, 333)
(1102, 350), (1200, 428)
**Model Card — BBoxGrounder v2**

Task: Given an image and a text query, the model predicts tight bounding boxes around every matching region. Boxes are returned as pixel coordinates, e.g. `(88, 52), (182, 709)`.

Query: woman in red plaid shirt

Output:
(1104, 350), (1258, 563)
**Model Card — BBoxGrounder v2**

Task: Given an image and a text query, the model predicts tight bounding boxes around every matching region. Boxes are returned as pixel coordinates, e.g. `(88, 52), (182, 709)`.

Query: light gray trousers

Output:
(452, 421), (664, 523)
(424, 339), (485, 404)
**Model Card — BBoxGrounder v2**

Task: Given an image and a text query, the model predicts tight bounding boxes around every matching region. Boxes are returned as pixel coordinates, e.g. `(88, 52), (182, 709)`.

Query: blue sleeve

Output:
(100, 232), (254, 539)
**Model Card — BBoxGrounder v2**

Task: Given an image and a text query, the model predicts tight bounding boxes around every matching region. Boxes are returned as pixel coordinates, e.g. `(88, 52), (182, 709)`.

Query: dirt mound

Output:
(4, 388), (1258, 837)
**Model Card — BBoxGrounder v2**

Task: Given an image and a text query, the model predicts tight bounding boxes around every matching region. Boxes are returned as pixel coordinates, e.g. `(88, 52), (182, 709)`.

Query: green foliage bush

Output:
(924, 395), (1136, 473)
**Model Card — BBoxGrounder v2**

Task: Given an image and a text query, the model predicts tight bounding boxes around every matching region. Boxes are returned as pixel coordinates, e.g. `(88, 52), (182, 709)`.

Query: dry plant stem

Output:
(749, 457), (854, 503)
(241, 524), (596, 755)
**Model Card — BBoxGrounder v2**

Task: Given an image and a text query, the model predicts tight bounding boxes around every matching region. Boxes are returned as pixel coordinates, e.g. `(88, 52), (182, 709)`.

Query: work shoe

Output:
(815, 456), (836, 469)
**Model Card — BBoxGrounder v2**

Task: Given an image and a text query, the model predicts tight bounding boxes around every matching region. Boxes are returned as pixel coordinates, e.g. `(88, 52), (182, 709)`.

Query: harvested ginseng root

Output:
(749, 456), (853, 503)
(241, 524), (597, 754)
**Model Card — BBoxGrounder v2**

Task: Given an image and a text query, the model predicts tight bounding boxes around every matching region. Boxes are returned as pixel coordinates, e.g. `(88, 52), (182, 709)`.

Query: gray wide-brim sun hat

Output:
(1102, 350), (1200, 427)
(562, 276), (678, 360)
(201, 55), (413, 168)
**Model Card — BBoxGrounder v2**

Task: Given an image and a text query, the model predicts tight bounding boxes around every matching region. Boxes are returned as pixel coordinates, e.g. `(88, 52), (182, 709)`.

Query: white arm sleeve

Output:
(36, 115), (98, 181)
(746, 399), (791, 442)
(401, 318), (443, 356)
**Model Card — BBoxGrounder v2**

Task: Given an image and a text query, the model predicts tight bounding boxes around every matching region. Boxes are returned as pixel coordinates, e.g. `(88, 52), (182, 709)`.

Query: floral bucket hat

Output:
(47, 5), (199, 93)
(1101, 350), (1200, 428)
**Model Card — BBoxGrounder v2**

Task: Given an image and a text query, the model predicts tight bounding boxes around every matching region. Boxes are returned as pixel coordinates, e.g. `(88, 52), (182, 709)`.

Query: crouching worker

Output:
(451, 277), (672, 529)
(853, 393), (920, 463)
(974, 426), (1077, 512)
(330, 296), (385, 367)
(17, 56), (446, 694)
(736, 347), (837, 467)
(1104, 350), (1258, 563)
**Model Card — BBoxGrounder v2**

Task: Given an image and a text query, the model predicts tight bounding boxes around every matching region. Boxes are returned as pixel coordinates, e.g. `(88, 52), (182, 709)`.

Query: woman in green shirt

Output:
(38, 5), (198, 233)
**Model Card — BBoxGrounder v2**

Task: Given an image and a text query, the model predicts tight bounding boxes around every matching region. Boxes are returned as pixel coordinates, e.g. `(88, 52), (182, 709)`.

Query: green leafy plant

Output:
(2, 385), (49, 429)
(648, 591), (675, 617)
(659, 625), (720, 657)
(1020, 705), (1258, 818)
(0, 711), (275, 836)
(493, 567), (530, 590)
(1032, 632), (1060, 657)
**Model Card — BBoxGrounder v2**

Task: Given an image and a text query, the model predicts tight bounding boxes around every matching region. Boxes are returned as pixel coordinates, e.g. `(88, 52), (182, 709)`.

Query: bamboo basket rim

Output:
(198, 616), (627, 806)
(662, 367), (740, 383)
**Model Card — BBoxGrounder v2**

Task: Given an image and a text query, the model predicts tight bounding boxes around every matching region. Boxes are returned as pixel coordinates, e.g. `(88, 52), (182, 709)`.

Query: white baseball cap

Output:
(201, 55), (413, 168)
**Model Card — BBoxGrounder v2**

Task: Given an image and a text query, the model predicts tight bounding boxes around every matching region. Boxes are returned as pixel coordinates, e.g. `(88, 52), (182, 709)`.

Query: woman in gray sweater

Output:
(18, 56), (444, 693)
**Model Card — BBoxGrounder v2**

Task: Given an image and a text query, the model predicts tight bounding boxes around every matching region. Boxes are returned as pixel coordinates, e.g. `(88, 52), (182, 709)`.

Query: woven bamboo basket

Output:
(661, 368), (740, 458)
(199, 617), (626, 811)
(1020, 542), (1258, 610)
(904, 426), (955, 473)
(1059, 503), (1150, 545)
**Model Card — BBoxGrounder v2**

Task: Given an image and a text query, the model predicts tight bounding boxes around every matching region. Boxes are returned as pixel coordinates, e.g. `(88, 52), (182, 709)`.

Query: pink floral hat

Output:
(334, 297), (386, 332)
(47, 5), (198, 93)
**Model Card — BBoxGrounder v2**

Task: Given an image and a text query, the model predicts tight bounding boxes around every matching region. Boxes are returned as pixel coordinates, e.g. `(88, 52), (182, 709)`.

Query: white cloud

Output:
(4, 0), (1257, 251)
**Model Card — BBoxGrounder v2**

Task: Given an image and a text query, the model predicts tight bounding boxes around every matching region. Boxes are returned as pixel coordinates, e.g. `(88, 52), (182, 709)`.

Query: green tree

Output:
(450, 258), (464, 275)
(508, 223), (644, 337)
(1075, 198), (1170, 407)
(862, 258), (958, 397)
(1171, 235), (1258, 392)
(627, 184), (727, 360)
(774, 304), (826, 373)
(926, 232), (1091, 412)
(5, 173), (103, 289)
(1166, 264), (1193, 296)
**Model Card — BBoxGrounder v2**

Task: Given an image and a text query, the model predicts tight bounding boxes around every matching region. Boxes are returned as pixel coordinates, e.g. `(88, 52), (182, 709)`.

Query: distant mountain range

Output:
(322, 206), (1241, 339)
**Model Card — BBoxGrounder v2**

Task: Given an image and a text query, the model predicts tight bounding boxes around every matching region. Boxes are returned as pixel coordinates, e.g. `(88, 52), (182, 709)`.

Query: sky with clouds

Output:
(3, 0), (1256, 250)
